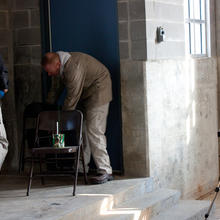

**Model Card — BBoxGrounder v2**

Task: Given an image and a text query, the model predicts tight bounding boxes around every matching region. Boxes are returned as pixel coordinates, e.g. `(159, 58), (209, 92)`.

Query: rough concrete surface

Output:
(146, 57), (219, 199)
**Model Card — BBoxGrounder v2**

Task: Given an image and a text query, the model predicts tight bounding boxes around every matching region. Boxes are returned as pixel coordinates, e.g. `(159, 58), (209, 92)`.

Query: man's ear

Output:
(57, 61), (61, 69)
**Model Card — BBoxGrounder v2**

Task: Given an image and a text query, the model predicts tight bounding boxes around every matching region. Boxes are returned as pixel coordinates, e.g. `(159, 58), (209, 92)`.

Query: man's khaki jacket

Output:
(48, 52), (112, 110)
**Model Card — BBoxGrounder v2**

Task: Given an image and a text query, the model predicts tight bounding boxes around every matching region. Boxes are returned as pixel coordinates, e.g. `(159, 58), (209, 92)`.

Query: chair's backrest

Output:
(24, 102), (59, 119)
(23, 103), (60, 149)
(36, 110), (83, 147)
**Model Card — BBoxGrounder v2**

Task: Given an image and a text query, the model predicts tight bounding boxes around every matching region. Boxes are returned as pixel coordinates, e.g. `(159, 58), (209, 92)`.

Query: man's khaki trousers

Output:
(0, 103), (8, 170)
(82, 103), (112, 175)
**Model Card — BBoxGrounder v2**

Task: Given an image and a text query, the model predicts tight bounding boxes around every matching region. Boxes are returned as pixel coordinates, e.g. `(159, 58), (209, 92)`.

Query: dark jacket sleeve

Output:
(0, 55), (9, 90)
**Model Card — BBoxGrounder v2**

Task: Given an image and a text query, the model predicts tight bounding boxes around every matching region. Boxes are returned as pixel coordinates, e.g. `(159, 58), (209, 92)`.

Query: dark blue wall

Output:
(46, 0), (123, 172)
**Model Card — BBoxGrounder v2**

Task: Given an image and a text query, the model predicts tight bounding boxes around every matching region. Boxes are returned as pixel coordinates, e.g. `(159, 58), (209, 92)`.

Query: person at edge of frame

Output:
(0, 54), (9, 171)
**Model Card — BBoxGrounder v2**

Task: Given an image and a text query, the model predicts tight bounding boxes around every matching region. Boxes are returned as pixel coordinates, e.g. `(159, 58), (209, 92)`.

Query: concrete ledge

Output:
(0, 177), (153, 220)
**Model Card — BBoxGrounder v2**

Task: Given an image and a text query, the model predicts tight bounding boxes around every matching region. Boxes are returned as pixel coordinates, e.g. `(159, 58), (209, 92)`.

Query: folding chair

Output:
(19, 102), (59, 174)
(26, 110), (88, 196)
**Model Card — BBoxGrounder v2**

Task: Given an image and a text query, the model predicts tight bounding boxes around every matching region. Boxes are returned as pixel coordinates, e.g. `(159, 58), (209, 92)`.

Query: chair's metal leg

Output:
(39, 155), (45, 185)
(81, 144), (88, 184)
(55, 153), (58, 170)
(19, 136), (25, 174)
(19, 118), (27, 174)
(73, 147), (80, 196)
(27, 155), (34, 196)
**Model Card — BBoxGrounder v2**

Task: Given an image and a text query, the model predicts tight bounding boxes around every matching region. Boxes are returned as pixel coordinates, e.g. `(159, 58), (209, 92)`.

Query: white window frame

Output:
(185, 0), (210, 57)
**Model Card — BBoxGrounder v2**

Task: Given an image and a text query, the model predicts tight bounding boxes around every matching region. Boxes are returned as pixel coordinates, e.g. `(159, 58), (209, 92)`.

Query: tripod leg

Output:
(205, 180), (220, 219)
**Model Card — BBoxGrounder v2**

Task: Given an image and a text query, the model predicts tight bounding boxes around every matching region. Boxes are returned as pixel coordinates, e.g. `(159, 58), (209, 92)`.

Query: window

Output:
(185, 0), (209, 56)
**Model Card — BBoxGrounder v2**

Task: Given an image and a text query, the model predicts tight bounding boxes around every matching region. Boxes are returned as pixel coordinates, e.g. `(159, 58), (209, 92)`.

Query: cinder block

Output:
(14, 64), (42, 103)
(0, 47), (8, 64)
(15, 0), (39, 10)
(145, 1), (184, 22)
(119, 42), (129, 59)
(129, 0), (146, 20)
(146, 41), (185, 60)
(131, 40), (147, 60)
(31, 64), (41, 76)
(119, 22), (128, 41)
(31, 9), (40, 27)
(14, 46), (31, 64)
(146, 0), (183, 5)
(30, 65), (42, 101)
(130, 20), (146, 41)
(31, 45), (41, 64)
(12, 11), (29, 29)
(0, 12), (8, 29)
(0, 0), (8, 10)
(15, 28), (41, 45)
(0, 30), (10, 46)
(117, 2), (128, 21)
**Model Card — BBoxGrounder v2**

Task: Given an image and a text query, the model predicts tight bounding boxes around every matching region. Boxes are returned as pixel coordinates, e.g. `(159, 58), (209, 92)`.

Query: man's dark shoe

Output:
(90, 173), (113, 184)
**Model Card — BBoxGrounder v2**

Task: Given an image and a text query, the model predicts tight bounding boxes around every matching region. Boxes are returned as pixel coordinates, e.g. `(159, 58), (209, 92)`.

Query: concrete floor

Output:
(0, 175), (104, 220)
(1, 175), (218, 220)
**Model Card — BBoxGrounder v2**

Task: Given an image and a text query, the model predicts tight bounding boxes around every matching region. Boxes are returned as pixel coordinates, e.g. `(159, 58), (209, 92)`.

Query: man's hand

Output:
(3, 89), (8, 94)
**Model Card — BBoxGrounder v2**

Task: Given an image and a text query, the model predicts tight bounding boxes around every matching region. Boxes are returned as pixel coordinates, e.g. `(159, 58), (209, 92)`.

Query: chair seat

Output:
(32, 146), (79, 155)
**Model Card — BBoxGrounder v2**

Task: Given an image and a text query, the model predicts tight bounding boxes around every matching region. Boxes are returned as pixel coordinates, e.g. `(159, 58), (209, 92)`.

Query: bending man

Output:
(42, 51), (113, 184)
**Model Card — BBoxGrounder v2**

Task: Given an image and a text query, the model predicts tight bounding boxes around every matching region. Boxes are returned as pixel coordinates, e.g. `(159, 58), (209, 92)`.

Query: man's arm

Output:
(0, 55), (9, 91)
(63, 63), (85, 111)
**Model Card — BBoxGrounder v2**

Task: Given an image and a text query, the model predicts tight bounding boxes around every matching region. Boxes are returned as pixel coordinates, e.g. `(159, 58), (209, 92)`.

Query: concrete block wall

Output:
(0, 2), (10, 64)
(117, 0), (188, 178)
(117, 0), (187, 60)
(118, 0), (147, 60)
(12, 0), (42, 109)
(120, 60), (149, 176)
(118, 0), (219, 199)
(0, 0), (42, 171)
(117, 0), (150, 176)
(11, 0), (42, 168)
(145, 0), (185, 60)
(144, 0), (216, 59)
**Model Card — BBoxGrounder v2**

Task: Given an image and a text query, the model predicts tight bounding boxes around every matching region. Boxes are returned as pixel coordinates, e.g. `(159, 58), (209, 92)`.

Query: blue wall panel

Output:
(49, 0), (123, 172)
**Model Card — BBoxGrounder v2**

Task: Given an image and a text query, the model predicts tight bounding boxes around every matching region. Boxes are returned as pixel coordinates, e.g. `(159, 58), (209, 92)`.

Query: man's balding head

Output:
(41, 52), (61, 76)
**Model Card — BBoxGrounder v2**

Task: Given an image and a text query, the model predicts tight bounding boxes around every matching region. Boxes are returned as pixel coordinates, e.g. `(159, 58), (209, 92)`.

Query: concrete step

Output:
(98, 188), (180, 220)
(151, 200), (214, 220)
(0, 178), (154, 220)
(2, 177), (214, 220)
(97, 200), (214, 220)
(116, 188), (180, 215)
(97, 214), (132, 220)
(60, 178), (154, 220)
